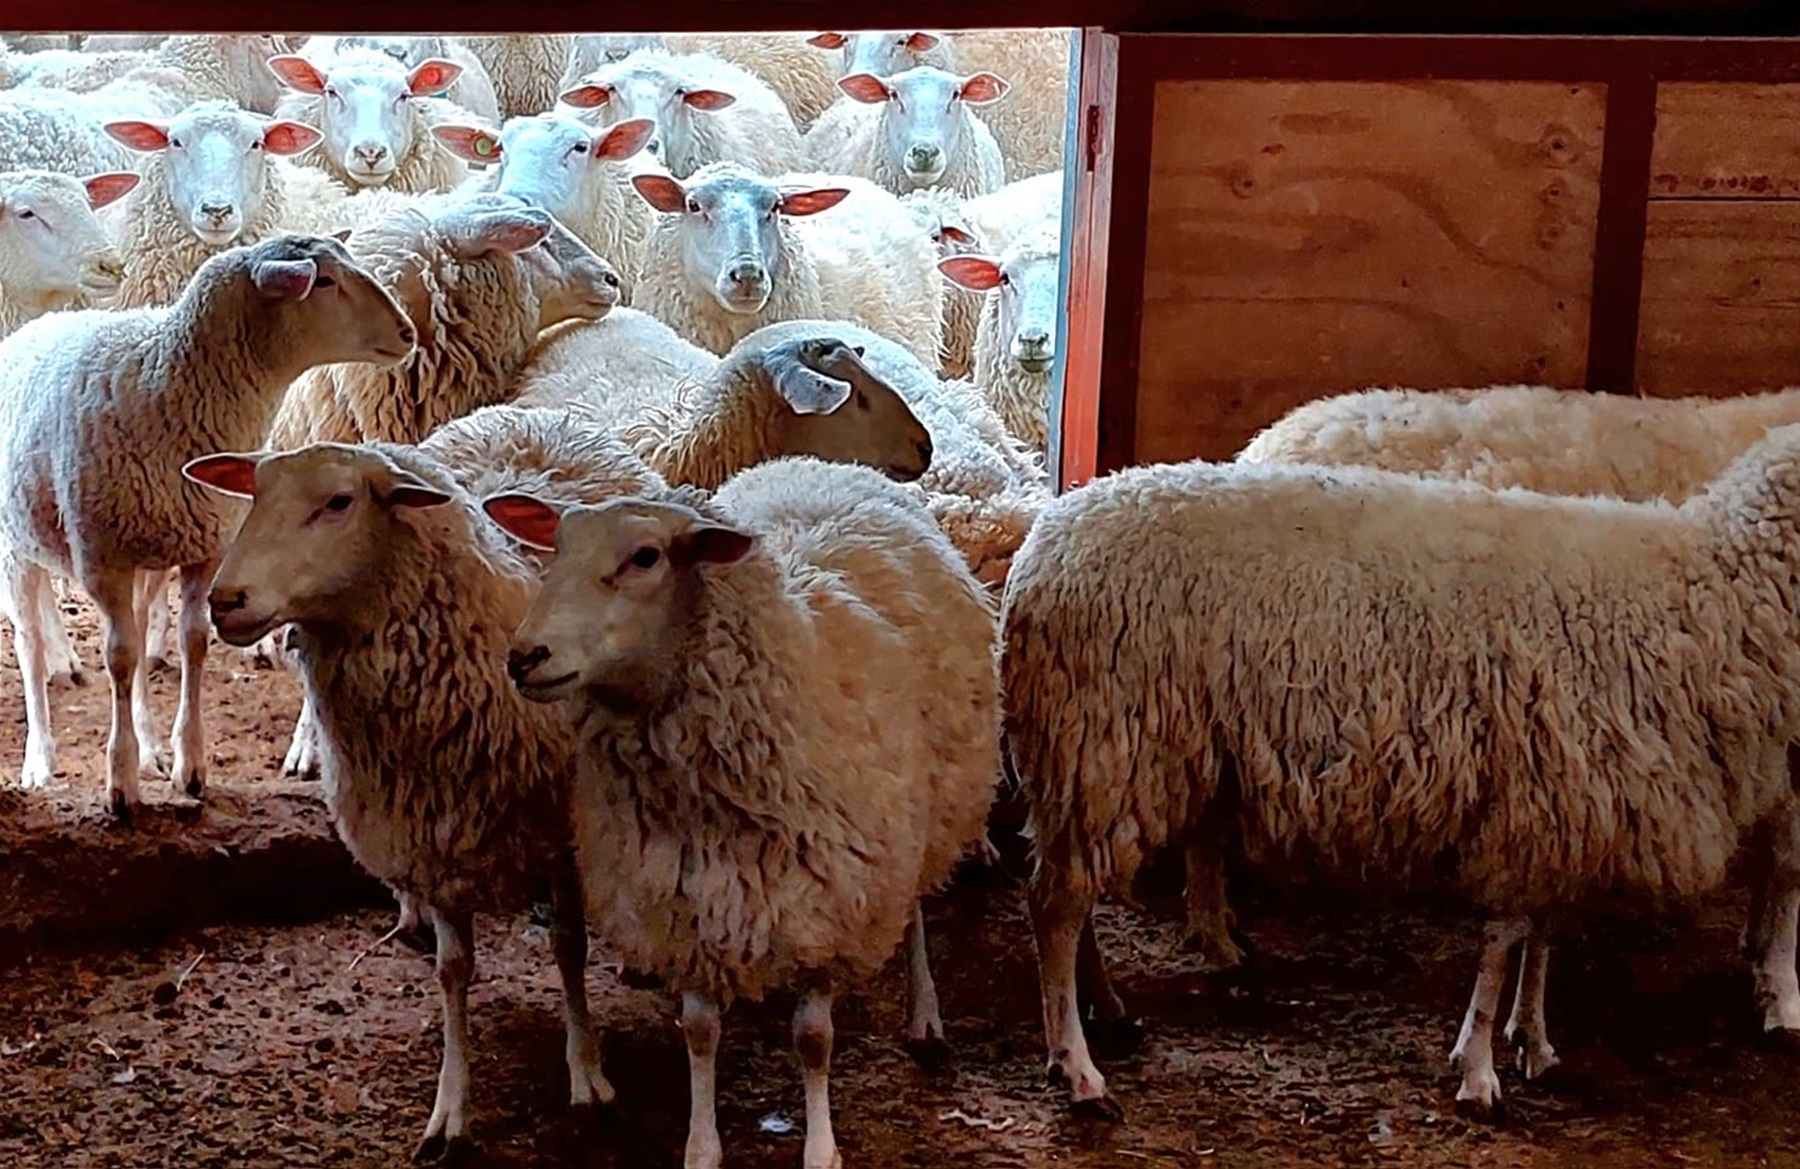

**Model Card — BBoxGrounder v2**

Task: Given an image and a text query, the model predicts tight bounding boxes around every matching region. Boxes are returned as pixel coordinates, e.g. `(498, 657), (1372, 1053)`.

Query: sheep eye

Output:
(325, 494), (353, 512)
(17, 209), (35, 220)
(571, 140), (590, 154)
(630, 546), (661, 570)
(685, 196), (701, 213)
(169, 137), (185, 149)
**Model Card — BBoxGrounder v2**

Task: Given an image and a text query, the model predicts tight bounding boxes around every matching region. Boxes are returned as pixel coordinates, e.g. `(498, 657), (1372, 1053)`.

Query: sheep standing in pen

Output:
(0, 234), (414, 815)
(632, 163), (943, 368)
(182, 430), (628, 1158)
(432, 114), (657, 301)
(901, 186), (984, 378)
(666, 32), (842, 131)
(806, 66), (1008, 198)
(557, 34), (662, 97)
(963, 169), (1064, 255)
(9, 35), (297, 116)
(0, 90), (140, 175)
(298, 35), (501, 125)
(1002, 436), (1800, 1118)
(940, 220), (1061, 451)
(489, 454), (1001, 1169)
(557, 49), (803, 180)
(0, 169), (137, 335)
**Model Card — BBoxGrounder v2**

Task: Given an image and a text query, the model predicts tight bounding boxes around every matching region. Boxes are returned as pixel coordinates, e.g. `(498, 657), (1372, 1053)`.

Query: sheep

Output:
(667, 32), (841, 131)
(901, 185), (984, 378)
(806, 29), (955, 79)
(632, 163), (944, 369)
(0, 169), (137, 336)
(0, 234), (414, 815)
(432, 114), (657, 301)
(558, 34), (663, 95)
(1000, 438), (1800, 1117)
(939, 220), (1061, 451)
(268, 49), (476, 193)
(182, 432), (625, 1157)
(488, 454), (1001, 1169)
(557, 49), (803, 180)
(806, 66), (1008, 198)
(457, 35), (572, 118)
(11, 36), (296, 116)
(300, 35), (501, 125)
(102, 100), (348, 308)
(963, 168), (1063, 256)
(512, 306), (716, 421)
(0, 90), (139, 175)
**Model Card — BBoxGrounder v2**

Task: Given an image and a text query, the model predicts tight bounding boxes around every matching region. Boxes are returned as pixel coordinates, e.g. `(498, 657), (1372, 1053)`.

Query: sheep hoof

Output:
(1082, 1016), (1144, 1060)
(1453, 1093), (1504, 1124)
(904, 1033), (952, 1070)
(413, 1133), (477, 1165)
(528, 900), (555, 929)
(618, 966), (665, 992)
(1760, 1025), (1800, 1054)
(1069, 1093), (1125, 1123)
(108, 789), (134, 824)
(394, 921), (436, 955)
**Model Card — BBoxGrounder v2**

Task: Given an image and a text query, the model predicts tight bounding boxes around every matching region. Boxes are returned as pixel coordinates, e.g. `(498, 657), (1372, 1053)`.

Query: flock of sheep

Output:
(5, 23), (1800, 1169)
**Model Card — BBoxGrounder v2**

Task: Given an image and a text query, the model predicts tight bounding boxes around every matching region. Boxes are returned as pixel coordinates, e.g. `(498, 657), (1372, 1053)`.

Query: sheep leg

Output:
(9, 560), (58, 789)
(549, 863), (615, 1110)
(1028, 876), (1118, 1118)
(170, 561), (214, 800)
(1450, 916), (1528, 1118)
(37, 573), (84, 686)
(794, 987), (841, 1169)
(128, 570), (169, 778)
(1504, 931), (1559, 1080)
(903, 901), (950, 1065)
(1748, 806), (1800, 1035)
(88, 568), (152, 820)
(142, 569), (173, 672)
(679, 991), (724, 1169)
(393, 889), (436, 954)
(418, 906), (476, 1161)
(1074, 915), (1142, 1059)
(1182, 839), (1246, 972)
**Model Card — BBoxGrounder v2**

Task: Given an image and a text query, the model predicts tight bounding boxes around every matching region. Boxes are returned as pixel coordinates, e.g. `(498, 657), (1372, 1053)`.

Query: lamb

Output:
(182, 432), (623, 1156)
(489, 454), (1001, 1169)
(940, 220), (1061, 451)
(632, 163), (943, 369)
(0, 234), (414, 815)
(806, 66), (1008, 198)
(102, 100), (348, 307)
(0, 169), (137, 336)
(557, 49), (803, 180)
(667, 32), (841, 131)
(299, 35), (501, 124)
(268, 49), (480, 194)
(432, 114), (657, 301)
(901, 185), (983, 378)
(1000, 438), (1800, 1116)
(457, 35), (572, 118)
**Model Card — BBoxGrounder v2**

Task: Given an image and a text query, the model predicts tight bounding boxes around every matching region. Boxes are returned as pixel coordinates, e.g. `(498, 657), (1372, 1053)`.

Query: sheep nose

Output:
(208, 588), (247, 616)
(199, 201), (233, 220)
(1015, 328), (1051, 355)
(726, 260), (765, 288)
(916, 435), (934, 464)
(354, 144), (390, 166)
(906, 144), (943, 169)
(396, 323), (417, 348)
(507, 644), (550, 683)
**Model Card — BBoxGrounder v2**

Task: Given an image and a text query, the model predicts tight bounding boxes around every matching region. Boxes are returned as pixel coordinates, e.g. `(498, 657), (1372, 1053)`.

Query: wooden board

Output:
(1637, 200), (1800, 396)
(1651, 83), (1800, 199)
(1133, 78), (1606, 464)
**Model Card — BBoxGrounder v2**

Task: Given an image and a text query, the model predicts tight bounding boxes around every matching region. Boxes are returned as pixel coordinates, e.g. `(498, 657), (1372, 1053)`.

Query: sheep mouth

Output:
(346, 165), (397, 186)
(80, 269), (125, 298)
(191, 224), (242, 246)
(1014, 355), (1055, 375)
(904, 164), (948, 185)
(212, 610), (282, 647)
(516, 670), (578, 701)
(714, 288), (771, 315)
(880, 461), (926, 483)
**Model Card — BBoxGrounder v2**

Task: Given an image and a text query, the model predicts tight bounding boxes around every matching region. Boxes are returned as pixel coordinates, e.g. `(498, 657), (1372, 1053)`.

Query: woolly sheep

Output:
(102, 101), (346, 307)
(488, 454), (1001, 1169)
(432, 114), (657, 301)
(807, 29), (954, 78)
(940, 220), (1061, 451)
(667, 32), (841, 131)
(0, 169), (137, 335)
(0, 234), (414, 815)
(268, 49), (475, 193)
(301, 35), (501, 124)
(1001, 440), (1800, 1116)
(963, 168), (1063, 256)
(632, 163), (943, 368)
(901, 185), (983, 378)
(558, 34), (663, 94)
(183, 434), (621, 1156)
(0, 90), (138, 175)
(806, 66), (1008, 198)
(457, 35), (572, 118)
(557, 49), (803, 180)
(12, 36), (296, 116)
(512, 306), (716, 420)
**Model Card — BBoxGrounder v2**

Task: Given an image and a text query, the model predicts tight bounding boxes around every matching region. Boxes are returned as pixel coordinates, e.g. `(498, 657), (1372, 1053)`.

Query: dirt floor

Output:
(4, 601), (1800, 1167)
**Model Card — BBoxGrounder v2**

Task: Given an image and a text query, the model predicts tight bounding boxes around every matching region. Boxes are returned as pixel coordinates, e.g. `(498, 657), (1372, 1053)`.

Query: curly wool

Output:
(901, 186), (983, 378)
(510, 308), (715, 424)
(943, 29), (1069, 181)
(0, 92), (135, 174)
(668, 33), (841, 130)
(570, 458), (1000, 1001)
(1003, 442), (1800, 917)
(458, 35), (570, 118)
(1240, 383), (1800, 500)
(271, 205), (543, 447)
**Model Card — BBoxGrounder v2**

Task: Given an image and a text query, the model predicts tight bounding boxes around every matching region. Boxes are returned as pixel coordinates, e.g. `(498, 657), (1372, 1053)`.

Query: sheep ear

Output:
(82, 171), (140, 210)
(938, 254), (1003, 291)
(104, 120), (172, 153)
(332, 228), (353, 242)
(385, 482), (453, 509)
(675, 525), (754, 567)
(559, 82), (613, 109)
(266, 53), (327, 94)
(778, 187), (851, 217)
(251, 257), (318, 300)
(633, 173), (687, 213)
(182, 453), (261, 498)
(905, 32), (942, 52)
(263, 120), (322, 156)
(432, 124), (503, 164)
(682, 88), (736, 111)
(808, 31), (848, 49)
(958, 72), (1009, 105)
(484, 493), (562, 550)
(770, 349), (853, 415)
(407, 58), (462, 97)
(838, 73), (893, 104)
(596, 118), (655, 161)
(444, 206), (553, 259)
(941, 223), (976, 247)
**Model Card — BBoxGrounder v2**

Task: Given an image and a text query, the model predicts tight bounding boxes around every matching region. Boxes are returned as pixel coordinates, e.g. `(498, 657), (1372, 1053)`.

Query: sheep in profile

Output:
(489, 455), (1000, 1169)
(0, 169), (137, 336)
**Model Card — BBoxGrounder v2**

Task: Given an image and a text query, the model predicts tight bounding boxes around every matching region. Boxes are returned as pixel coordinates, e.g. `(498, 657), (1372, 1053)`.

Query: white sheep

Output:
(558, 34), (663, 95)
(457, 35), (572, 118)
(268, 49), (475, 193)
(1001, 439), (1800, 1116)
(300, 35), (501, 124)
(182, 431), (625, 1157)
(0, 234), (414, 815)
(632, 163), (943, 369)
(806, 66), (1008, 198)
(512, 306), (716, 419)
(0, 89), (138, 175)
(900, 185), (984, 378)
(432, 114), (657, 301)
(102, 100), (348, 307)
(939, 220), (1061, 451)
(557, 49), (803, 180)
(963, 168), (1063, 255)
(0, 169), (137, 335)
(11, 36), (296, 116)
(667, 32), (841, 131)
(805, 29), (955, 79)
(488, 454), (1001, 1169)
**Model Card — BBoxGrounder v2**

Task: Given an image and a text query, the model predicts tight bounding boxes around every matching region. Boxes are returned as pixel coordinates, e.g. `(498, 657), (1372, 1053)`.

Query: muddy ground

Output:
(3, 600), (1799, 1167)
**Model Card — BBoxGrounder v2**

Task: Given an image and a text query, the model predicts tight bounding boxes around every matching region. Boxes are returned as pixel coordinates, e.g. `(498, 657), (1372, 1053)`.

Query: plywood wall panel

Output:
(1651, 83), (1800, 199)
(1135, 79), (1606, 465)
